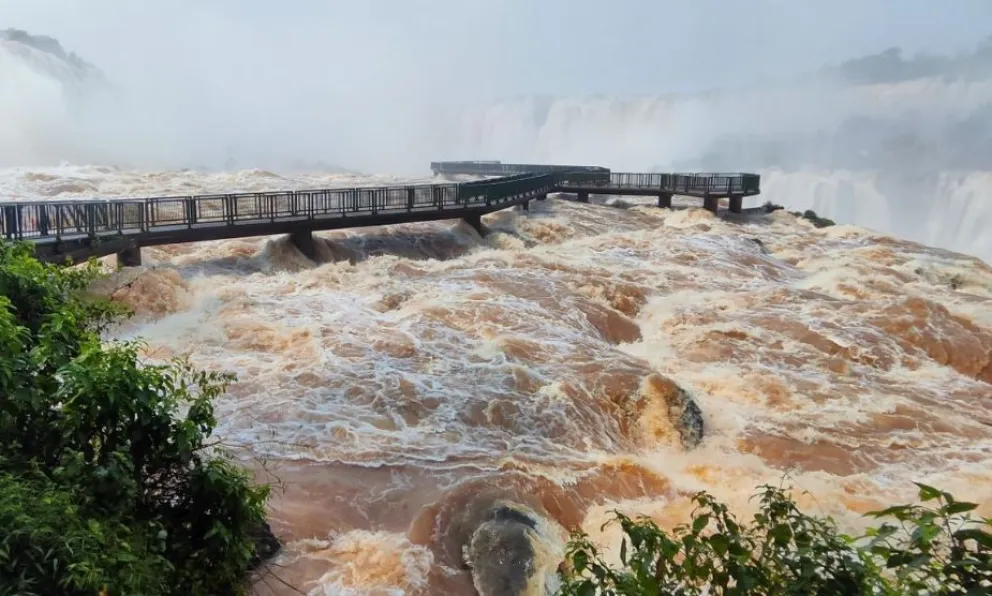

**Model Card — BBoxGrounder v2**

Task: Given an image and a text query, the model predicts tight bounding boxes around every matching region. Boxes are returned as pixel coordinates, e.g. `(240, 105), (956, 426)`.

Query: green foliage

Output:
(0, 470), (171, 596)
(0, 240), (271, 595)
(558, 484), (992, 595)
(864, 483), (992, 594)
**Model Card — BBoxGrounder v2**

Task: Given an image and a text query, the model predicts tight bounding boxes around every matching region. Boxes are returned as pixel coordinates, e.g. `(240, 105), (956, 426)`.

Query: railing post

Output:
(224, 195), (233, 225)
(407, 187), (415, 211)
(39, 205), (50, 237)
(185, 198), (196, 228)
(86, 204), (96, 237)
(3, 206), (17, 239)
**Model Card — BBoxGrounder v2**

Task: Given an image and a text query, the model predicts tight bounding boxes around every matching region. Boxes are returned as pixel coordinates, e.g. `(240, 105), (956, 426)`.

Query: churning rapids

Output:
(3, 25), (992, 596)
(3, 165), (992, 595)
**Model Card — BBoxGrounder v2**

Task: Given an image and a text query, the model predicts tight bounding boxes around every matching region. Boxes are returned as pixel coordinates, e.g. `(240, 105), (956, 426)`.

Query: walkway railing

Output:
(560, 172), (761, 195)
(432, 161), (760, 195)
(430, 160), (610, 177)
(1, 173), (558, 243)
(1, 162), (761, 258)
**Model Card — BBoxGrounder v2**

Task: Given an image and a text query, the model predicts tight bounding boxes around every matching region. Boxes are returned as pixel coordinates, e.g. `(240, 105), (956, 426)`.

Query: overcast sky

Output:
(3, 0), (991, 98)
(3, 0), (992, 172)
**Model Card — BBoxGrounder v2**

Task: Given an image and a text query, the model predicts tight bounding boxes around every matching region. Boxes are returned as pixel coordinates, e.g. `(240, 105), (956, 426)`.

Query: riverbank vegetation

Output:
(0, 240), (271, 595)
(558, 483), (991, 595)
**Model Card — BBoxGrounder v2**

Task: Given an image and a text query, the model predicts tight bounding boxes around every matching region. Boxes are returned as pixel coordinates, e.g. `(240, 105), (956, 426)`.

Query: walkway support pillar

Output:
(536, 193), (548, 201)
(657, 193), (673, 209)
(520, 201), (530, 212)
(116, 245), (142, 267)
(703, 195), (719, 214)
(290, 230), (317, 260)
(463, 214), (485, 236)
(577, 191), (589, 203)
(729, 195), (743, 214)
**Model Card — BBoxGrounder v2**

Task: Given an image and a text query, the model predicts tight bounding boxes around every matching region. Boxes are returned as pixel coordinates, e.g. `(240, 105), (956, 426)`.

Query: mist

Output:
(1, 1), (990, 172)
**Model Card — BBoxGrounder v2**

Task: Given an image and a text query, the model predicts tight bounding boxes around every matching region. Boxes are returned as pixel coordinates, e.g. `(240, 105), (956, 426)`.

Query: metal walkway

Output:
(431, 161), (761, 211)
(2, 162), (760, 265)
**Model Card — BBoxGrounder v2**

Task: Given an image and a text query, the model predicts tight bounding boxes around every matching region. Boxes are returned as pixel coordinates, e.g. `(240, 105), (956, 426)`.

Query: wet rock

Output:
(675, 391), (705, 449)
(639, 374), (705, 450)
(750, 238), (770, 254)
(577, 301), (642, 344)
(466, 505), (539, 596)
(248, 521), (281, 569)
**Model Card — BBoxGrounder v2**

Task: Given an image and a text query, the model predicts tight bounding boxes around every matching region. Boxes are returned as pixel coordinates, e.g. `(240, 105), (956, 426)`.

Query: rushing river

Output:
(3, 164), (990, 595)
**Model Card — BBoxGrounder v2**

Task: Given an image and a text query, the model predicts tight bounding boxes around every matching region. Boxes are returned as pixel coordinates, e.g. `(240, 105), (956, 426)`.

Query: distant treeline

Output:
(0, 28), (94, 72)
(672, 36), (992, 174)
(824, 36), (992, 85)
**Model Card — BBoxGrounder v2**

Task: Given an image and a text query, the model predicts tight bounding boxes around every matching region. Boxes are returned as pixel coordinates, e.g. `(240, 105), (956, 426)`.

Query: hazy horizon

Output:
(3, 1), (992, 177)
(4, 1), (992, 97)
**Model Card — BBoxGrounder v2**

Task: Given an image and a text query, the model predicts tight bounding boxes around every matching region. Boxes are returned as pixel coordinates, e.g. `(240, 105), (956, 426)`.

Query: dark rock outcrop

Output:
(750, 237), (771, 254)
(248, 521), (280, 569)
(467, 505), (539, 596)
(639, 373), (705, 450)
(673, 389), (704, 449)
(426, 486), (560, 596)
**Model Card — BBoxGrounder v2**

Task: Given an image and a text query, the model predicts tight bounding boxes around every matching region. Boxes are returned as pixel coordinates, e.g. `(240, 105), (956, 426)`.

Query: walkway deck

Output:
(2, 162), (760, 265)
(431, 160), (761, 211)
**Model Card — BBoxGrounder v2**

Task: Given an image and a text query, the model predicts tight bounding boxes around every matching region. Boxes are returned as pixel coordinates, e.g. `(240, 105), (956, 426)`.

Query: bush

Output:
(558, 484), (991, 595)
(0, 470), (170, 596)
(0, 240), (270, 595)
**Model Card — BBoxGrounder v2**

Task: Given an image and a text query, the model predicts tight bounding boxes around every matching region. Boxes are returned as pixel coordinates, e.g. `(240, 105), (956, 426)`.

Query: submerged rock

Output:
(750, 237), (771, 254)
(426, 486), (564, 596)
(467, 505), (538, 596)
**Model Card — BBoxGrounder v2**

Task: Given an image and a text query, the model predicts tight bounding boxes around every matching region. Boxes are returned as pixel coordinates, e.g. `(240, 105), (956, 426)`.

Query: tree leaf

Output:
(914, 483), (942, 502)
(944, 502), (978, 515)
